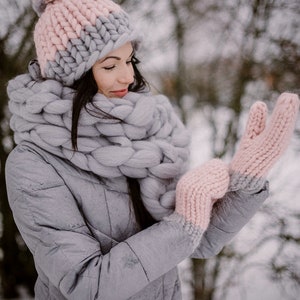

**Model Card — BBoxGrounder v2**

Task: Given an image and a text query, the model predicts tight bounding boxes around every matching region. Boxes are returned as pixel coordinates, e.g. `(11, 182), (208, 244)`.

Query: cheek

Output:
(92, 69), (112, 92)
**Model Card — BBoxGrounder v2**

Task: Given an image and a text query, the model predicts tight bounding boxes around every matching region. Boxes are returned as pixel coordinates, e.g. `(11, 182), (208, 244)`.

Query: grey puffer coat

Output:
(5, 141), (269, 300)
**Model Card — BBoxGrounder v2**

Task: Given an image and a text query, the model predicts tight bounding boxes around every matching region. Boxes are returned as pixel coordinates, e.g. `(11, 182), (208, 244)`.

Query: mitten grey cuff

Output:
(164, 212), (205, 247)
(228, 171), (267, 193)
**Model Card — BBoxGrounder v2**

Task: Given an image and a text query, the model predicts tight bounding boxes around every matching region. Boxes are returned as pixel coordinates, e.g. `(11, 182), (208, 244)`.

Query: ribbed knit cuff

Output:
(164, 212), (205, 247)
(228, 171), (267, 193)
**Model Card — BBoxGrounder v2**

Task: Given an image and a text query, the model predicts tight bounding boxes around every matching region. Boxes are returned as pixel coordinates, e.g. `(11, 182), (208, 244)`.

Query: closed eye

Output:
(103, 65), (116, 71)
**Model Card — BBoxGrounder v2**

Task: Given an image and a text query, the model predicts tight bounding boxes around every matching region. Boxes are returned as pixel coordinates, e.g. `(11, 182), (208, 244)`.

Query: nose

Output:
(118, 65), (134, 85)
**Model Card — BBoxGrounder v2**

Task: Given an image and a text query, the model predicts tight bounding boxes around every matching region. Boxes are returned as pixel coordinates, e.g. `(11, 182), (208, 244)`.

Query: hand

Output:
(229, 92), (299, 191)
(175, 159), (229, 231)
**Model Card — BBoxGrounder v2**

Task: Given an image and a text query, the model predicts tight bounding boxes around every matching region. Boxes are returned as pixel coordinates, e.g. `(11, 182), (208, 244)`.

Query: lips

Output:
(111, 89), (128, 98)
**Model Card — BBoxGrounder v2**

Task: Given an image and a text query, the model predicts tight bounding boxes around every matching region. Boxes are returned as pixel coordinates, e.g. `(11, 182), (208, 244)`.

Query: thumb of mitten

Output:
(239, 101), (267, 150)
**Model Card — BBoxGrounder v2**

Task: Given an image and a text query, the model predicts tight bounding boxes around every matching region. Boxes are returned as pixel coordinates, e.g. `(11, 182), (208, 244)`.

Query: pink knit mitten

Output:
(229, 92), (299, 191)
(171, 159), (229, 243)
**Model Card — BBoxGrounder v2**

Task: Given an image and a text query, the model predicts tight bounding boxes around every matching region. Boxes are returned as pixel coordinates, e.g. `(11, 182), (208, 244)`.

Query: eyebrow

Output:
(100, 50), (134, 63)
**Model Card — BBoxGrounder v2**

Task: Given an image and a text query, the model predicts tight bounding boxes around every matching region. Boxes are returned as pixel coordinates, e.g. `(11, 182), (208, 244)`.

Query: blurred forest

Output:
(0, 0), (299, 299)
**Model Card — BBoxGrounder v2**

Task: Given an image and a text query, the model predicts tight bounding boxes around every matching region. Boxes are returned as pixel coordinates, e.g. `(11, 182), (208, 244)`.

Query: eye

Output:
(126, 58), (134, 65)
(126, 54), (139, 66)
(103, 65), (116, 71)
(131, 56), (140, 64)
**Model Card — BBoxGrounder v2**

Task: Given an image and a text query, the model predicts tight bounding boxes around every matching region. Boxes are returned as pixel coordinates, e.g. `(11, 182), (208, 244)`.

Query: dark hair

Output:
(71, 55), (156, 230)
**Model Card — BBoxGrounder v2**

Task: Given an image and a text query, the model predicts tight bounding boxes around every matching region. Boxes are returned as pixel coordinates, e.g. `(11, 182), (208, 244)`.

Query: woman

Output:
(5, 0), (299, 299)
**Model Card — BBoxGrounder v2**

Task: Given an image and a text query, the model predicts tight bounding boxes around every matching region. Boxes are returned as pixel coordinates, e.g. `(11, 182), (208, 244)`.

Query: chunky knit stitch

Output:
(7, 69), (190, 221)
(229, 92), (299, 191)
(31, 0), (141, 86)
(175, 159), (229, 230)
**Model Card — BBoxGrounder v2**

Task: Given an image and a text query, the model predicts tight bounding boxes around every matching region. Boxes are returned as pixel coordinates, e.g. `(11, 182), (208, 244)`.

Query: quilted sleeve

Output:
(191, 184), (269, 259)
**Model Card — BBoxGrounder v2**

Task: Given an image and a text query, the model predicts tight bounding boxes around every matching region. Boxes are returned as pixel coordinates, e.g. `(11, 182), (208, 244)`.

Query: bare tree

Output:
(0, 1), (38, 298)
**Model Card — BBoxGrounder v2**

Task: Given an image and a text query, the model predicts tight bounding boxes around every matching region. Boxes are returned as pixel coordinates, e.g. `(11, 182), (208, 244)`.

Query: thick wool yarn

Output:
(7, 69), (190, 221)
(175, 159), (229, 231)
(229, 92), (299, 191)
(31, 0), (140, 86)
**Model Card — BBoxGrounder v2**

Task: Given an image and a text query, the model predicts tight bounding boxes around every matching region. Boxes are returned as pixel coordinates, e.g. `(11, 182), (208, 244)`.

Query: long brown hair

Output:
(71, 55), (156, 230)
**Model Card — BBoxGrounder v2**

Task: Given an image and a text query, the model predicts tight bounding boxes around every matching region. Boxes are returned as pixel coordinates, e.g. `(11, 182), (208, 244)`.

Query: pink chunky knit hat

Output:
(31, 0), (141, 86)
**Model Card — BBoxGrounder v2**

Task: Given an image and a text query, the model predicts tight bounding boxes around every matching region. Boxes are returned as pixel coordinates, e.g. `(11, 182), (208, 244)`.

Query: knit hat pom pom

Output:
(32, 0), (55, 16)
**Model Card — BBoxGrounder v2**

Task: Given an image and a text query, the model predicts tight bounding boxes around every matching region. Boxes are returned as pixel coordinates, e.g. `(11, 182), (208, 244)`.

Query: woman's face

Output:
(92, 42), (135, 98)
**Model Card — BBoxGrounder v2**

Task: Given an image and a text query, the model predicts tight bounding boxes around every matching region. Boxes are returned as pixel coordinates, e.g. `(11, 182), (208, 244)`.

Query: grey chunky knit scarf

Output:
(7, 72), (190, 220)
